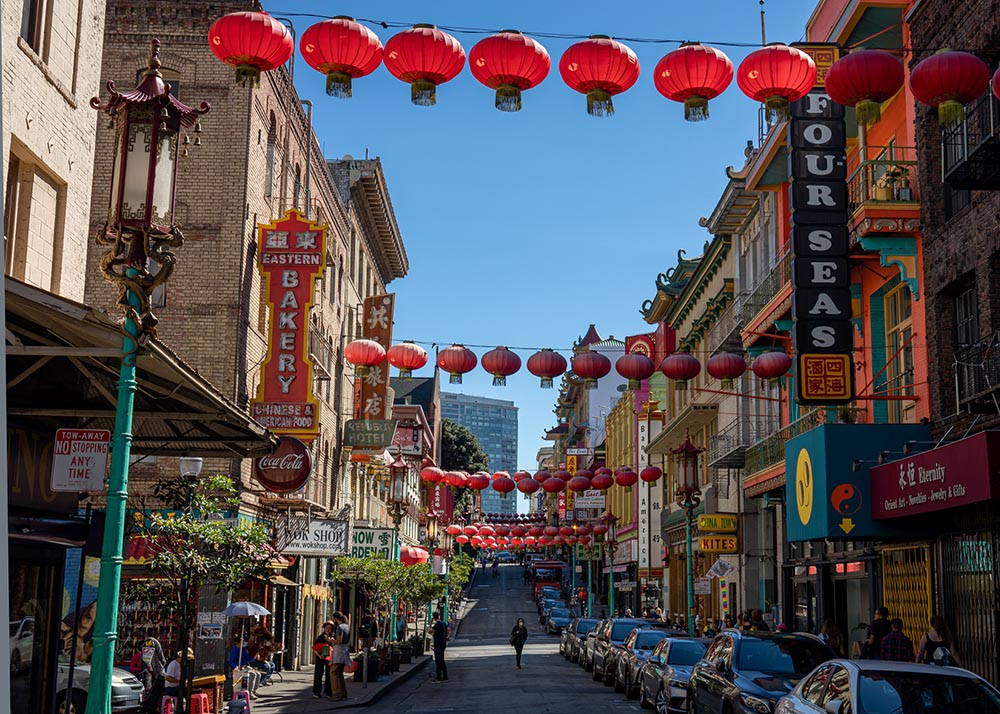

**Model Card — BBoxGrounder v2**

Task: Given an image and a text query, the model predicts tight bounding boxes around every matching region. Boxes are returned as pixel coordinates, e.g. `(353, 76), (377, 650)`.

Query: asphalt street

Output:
(368, 562), (643, 714)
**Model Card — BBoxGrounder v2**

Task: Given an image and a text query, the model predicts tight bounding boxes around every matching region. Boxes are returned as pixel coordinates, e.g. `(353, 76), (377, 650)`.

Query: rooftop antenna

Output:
(760, 0), (767, 45)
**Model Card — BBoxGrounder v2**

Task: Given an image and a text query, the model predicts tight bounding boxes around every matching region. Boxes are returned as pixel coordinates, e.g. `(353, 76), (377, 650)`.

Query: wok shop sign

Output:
(250, 209), (326, 443)
(788, 43), (855, 406)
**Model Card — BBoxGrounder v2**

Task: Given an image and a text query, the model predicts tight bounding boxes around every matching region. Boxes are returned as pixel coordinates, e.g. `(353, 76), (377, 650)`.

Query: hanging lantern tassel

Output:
(540, 376), (553, 388)
(411, 79), (437, 106)
(235, 65), (262, 87)
(585, 378), (598, 390)
(684, 95), (710, 122)
(587, 89), (614, 117)
(356, 365), (370, 378)
(449, 372), (462, 384)
(326, 71), (353, 98)
(492, 373), (507, 387)
(939, 99), (965, 126)
(765, 95), (790, 120)
(855, 99), (882, 127)
(675, 379), (688, 391)
(628, 377), (640, 389)
(496, 84), (523, 112)
(721, 378), (734, 389)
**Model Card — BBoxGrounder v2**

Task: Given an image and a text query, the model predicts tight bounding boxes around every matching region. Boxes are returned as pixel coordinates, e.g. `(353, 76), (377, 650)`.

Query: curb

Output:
(331, 655), (430, 709)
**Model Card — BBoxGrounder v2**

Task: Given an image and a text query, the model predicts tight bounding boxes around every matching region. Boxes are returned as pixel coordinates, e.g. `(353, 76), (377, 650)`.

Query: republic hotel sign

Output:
(788, 44), (855, 406)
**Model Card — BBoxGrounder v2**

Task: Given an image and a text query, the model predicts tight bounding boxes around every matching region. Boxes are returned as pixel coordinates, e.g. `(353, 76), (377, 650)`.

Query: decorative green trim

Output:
(671, 236), (733, 326)
(857, 236), (920, 301)
(774, 319), (793, 333)
(869, 278), (897, 425)
(849, 283), (864, 337)
(683, 284), (735, 347)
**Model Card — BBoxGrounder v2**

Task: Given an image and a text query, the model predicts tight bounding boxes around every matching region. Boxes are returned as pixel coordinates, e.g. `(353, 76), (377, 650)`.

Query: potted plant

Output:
(884, 165), (912, 200)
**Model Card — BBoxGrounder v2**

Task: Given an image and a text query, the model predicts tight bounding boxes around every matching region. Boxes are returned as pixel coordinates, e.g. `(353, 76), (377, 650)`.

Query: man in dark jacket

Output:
(431, 612), (448, 682)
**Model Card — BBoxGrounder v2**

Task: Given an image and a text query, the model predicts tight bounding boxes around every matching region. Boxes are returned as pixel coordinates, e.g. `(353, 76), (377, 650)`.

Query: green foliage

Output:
(448, 553), (474, 591)
(329, 554), (446, 611)
(440, 419), (489, 473)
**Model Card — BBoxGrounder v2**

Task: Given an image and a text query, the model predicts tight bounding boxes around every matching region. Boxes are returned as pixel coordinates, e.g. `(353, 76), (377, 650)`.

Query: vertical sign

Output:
(357, 294), (395, 419)
(557, 490), (566, 520)
(788, 44), (855, 406)
(565, 454), (577, 510)
(251, 209), (326, 443)
(637, 417), (651, 572)
(429, 484), (455, 523)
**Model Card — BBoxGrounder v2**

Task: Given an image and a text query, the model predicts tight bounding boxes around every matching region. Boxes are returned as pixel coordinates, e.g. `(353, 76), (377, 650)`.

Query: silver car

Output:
(56, 658), (144, 714)
(775, 659), (1000, 714)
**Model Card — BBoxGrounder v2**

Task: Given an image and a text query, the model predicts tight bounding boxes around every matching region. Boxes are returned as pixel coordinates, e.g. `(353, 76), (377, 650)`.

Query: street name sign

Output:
(698, 513), (738, 532)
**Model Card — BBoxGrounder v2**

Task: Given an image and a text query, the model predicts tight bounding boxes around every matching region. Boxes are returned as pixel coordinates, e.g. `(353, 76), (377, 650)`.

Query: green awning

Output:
(661, 502), (705, 532)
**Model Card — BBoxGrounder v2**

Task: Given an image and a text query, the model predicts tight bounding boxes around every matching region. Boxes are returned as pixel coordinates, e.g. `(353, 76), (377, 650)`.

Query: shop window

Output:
(884, 283), (915, 423)
(944, 183), (971, 221)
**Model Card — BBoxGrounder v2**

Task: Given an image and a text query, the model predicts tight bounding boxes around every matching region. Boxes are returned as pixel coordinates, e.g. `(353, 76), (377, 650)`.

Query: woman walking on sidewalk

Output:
(510, 618), (528, 669)
(329, 611), (351, 701)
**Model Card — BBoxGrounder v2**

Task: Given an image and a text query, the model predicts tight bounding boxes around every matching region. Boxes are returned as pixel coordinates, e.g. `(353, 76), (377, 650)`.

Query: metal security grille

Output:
(881, 545), (932, 649)
(940, 531), (1000, 686)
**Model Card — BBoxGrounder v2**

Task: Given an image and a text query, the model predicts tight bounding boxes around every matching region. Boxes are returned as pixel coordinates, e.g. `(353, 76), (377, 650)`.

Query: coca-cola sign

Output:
(253, 435), (312, 493)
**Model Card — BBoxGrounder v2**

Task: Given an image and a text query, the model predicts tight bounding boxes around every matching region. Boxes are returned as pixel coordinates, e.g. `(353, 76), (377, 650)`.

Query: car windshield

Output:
(636, 631), (668, 649)
(668, 641), (708, 665)
(612, 621), (645, 640)
(859, 671), (1000, 714)
(736, 638), (830, 675)
(576, 619), (599, 634)
(550, 608), (570, 619)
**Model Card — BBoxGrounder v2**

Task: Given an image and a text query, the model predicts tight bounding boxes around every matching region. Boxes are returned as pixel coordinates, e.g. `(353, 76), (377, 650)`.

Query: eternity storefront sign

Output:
(250, 209), (326, 442)
(788, 43), (855, 406)
(872, 431), (1000, 519)
(283, 518), (350, 557)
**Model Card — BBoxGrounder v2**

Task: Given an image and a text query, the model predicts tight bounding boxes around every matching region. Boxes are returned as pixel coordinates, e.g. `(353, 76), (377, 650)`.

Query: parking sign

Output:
(51, 429), (111, 492)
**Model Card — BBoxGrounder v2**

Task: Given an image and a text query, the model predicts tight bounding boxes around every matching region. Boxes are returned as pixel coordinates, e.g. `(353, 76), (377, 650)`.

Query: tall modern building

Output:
(441, 392), (519, 515)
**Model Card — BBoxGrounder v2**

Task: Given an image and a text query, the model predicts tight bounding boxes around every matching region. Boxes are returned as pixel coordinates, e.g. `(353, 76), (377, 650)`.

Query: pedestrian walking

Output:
(432, 612), (449, 681)
(819, 619), (847, 658)
(130, 636), (165, 702)
(492, 559), (499, 578)
(311, 620), (334, 698)
(510, 617), (528, 669)
(329, 611), (351, 701)
(880, 618), (915, 662)
(865, 607), (891, 659)
(917, 615), (960, 666)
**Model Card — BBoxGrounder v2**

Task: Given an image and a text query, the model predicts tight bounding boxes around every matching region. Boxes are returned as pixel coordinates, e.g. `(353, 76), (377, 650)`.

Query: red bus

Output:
(529, 560), (567, 598)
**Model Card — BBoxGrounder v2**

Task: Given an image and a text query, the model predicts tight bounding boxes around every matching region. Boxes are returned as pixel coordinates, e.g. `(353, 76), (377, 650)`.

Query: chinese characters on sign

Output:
(429, 484), (455, 523)
(250, 210), (326, 442)
(351, 527), (394, 558)
(788, 44), (855, 406)
(356, 294), (395, 420)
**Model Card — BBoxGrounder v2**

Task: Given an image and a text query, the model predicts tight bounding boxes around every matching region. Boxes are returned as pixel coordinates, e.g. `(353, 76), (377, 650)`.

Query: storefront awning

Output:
(400, 545), (430, 566)
(6, 279), (278, 458)
(269, 575), (298, 587)
(646, 403), (718, 455)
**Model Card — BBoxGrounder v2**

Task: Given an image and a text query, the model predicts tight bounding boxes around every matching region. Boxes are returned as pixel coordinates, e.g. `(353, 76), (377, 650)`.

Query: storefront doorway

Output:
(10, 544), (64, 714)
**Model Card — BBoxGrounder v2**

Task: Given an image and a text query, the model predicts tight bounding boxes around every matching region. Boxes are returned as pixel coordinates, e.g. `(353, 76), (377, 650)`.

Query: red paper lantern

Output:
(911, 50), (990, 125)
(466, 471), (491, 491)
(208, 11), (293, 85)
(527, 349), (568, 388)
(578, 535), (592, 545)
(420, 466), (444, 484)
(445, 524), (462, 536)
(437, 344), (477, 384)
(511, 470), (530, 482)
(481, 346), (522, 386)
(615, 353), (656, 389)
(559, 525), (574, 537)
(991, 67), (1000, 103)
(299, 17), (382, 98)
(737, 44), (817, 117)
(824, 49), (904, 126)
(567, 475), (592, 492)
(444, 471), (468, 489)
(752, 351), (792, 384)
(517, 478), (540, 495)
(660, 352), (701, 390)
(478, 525), (495, 536)
(470, 30), (551, 112)
(538, 535), (551, 546)
(559, 35), (640, 117)
(528, 526), (544, 537)
(344, 338), (386, 378)
(553, 469), (573, 482)
(463, 525), (478, 536)
(654, 43), (733, 121)
(576, 524), (592, 537)
(615, 468), (639, 490)
(592, 524), (609, 537)
(455, 534), (469, 544)
(590, 471), (614, 490)
(572, 350), (613, 390)
(543, 526), (559, 537)
(541, 477), (566, 494)
(640, 466), (663, 483)
(387, 341), (428, 378)
(707, 352), (747, 388)
(511, 525), (528, 537)
(492, 475), (516, 497)
(534, 470), (551, 483)
(384, 24), (466, 106)
(495, 525), (511, 536)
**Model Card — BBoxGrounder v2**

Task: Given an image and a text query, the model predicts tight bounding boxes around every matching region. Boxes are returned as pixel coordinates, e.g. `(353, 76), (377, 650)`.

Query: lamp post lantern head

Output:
(671, 429), (704, 502)
(389, 456), (408, 506)
(179, 456), (203, 478)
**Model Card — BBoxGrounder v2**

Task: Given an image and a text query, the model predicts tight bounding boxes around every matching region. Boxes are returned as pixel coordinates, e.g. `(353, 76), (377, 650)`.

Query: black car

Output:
(561, 617), (600, 660)
(637, 636), (710, 712)
(591, 619), (648, 683)
(615, 628), (677, 696)
(545, 606), (573, 634)
(688, 630), (835, 714)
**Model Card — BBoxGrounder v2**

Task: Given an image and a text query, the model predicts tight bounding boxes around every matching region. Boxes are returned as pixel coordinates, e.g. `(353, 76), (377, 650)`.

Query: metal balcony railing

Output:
(708, 299), (744, 355)
(942, 91), (1000, 189)
(744, 409), (827, 477)
(309, 329), (333, 380)
(741, 249), (792, 327)
(708, 416), (780, 469)
(847, 145), (919, 214)
(955, 333), (1000, 405)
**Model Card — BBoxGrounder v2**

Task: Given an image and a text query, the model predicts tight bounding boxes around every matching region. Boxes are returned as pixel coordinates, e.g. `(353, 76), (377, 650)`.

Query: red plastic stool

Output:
(190, 692), (211, 714)
(160, 696), (178, 714)
(231, 689), (252, 714)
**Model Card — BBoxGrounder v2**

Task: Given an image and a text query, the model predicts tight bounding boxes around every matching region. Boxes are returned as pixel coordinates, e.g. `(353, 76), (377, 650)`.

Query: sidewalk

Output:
(249, 654), (430, 712)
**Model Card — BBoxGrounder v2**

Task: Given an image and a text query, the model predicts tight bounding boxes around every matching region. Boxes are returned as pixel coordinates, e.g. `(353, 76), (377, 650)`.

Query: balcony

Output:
(741, 248), (792, 331)
(708, 298), (743, 355)
(943, 91), (1000, 190)
(744, 409), (828, 479)
(309, 329), (333, 381)
(955, 333), (1000, 411)
(847, 145), (921, 241)
(708, 416), (780, 469)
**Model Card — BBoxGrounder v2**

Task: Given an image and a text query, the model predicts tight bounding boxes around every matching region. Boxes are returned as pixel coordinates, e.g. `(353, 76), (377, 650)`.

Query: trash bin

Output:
(353, 656), (379, 683)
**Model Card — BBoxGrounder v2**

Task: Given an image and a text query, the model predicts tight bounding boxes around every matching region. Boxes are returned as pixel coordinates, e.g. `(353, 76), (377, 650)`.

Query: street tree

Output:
(440, 418), (489, 472)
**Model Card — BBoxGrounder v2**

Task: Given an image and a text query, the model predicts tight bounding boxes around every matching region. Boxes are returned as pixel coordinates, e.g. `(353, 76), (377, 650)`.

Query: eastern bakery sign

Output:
(788, 43), (855, 406)
(250, 209), (326, 443)
(872, 432), (1000, 519)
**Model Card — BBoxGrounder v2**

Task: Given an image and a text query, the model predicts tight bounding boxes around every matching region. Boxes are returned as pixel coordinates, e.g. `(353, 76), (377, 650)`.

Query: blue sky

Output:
(277, 1), (815, 486)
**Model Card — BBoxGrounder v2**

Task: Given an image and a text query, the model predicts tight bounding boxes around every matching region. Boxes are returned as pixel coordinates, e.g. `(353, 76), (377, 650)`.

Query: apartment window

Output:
(944, 183), (971, 221)
(20, 0), (49, 55)
(4, 150), (64, 292)
(327, 264), (336, 306)
(954, 283), (979, 349)
(884, 283), (915, 423)
(264, 113), (276, 198)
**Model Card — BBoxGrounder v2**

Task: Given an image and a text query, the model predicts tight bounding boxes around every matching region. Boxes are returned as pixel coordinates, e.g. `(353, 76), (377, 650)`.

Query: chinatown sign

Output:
(872, 431), (1000, 519)
(250, 209), (326, 442)
(788, 44), (855, 406)
(253, 435), (312, 493)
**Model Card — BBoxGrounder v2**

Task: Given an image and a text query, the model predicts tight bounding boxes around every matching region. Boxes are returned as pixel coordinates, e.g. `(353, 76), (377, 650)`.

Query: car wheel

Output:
(626, 673), (638, 700)
(604, 665), (615, 687)
(56, 691), (87, 714)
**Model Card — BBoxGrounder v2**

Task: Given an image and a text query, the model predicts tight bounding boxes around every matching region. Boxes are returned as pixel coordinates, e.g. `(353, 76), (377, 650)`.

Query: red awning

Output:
(399, 545), (430, 566)
(124, 536), (160, 565)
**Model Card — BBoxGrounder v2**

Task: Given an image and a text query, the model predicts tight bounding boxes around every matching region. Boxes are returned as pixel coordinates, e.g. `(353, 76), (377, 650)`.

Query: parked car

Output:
(775, 659), (1000, 714)
(539, 599), (566, 625)
(10, 617), (34, 675)
(562, 617), (600, 661)
(583, 625), (602, 671)
(688, 630), (834, 714)
(55, 657), (144, 714)
(546, 607), (572, 635)
(637, 636), (710, 712)
(591, 618), (647, 683)
(616, 628), (673, 696)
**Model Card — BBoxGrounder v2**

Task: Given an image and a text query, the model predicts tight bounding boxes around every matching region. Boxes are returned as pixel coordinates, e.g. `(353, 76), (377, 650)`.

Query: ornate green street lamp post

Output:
(671, 429), (704, 637)
(388, 455), (408, 642)
(86, 40), (208, 714)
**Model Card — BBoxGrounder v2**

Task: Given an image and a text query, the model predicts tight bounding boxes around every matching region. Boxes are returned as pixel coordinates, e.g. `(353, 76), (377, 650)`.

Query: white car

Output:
(10, 617), (34, 674)
(775, 659), (1000, 714)
(56, 658), (145, 714)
